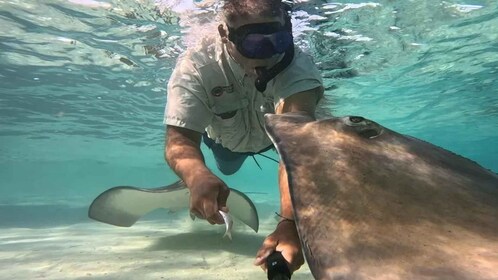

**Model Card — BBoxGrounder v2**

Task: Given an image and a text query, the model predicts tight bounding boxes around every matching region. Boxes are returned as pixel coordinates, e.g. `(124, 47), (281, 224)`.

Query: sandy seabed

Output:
(0, 207), (313, 280)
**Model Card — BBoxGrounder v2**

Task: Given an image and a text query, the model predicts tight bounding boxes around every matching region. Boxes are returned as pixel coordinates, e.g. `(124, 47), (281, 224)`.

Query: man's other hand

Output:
(254, 219), (304, 273)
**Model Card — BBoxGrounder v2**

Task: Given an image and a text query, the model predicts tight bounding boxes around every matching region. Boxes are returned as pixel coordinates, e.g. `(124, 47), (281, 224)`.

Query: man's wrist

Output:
(275, 212), (293, 221)
(184, 166), (213, 188)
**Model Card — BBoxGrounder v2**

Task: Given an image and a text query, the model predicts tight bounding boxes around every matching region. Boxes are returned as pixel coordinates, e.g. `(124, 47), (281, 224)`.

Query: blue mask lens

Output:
(240, 31), (293, 59)
(228, 23), (293, 59)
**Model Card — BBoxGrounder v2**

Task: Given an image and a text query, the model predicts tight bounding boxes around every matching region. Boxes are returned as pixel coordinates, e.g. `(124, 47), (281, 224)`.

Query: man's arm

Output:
(165, 125), (228, 224)
(165, 125), (208, 186)
(275, 86), (322, 221)
(275, 87), (321, 116)
(255, 86), (323, 272)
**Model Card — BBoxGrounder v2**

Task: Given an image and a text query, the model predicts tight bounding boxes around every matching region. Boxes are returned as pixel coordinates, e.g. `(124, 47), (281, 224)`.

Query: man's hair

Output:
(222, 0), (285, 24)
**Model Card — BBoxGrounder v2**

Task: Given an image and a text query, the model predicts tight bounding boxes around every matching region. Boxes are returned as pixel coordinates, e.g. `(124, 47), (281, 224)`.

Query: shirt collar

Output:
(221, 42), (246, 83)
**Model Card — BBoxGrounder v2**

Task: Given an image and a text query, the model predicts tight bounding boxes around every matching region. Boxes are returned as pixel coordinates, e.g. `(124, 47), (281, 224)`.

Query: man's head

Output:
(218, 0), (293, 76)
(221, 0), (284, 25)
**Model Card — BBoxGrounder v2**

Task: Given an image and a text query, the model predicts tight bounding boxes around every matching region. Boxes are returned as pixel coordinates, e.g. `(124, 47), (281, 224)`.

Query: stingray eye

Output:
(349, 116), (365, 123)
(345, 116), (366, 126)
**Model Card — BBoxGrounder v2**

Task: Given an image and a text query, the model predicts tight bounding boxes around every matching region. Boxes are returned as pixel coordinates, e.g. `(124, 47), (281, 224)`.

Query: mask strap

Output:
(254, 44), (294, 92)
(254, 2), (294, 92)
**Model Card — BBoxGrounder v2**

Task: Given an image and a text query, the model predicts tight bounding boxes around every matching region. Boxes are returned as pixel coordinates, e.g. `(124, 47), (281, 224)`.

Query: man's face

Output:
(220, 14), (291, 78)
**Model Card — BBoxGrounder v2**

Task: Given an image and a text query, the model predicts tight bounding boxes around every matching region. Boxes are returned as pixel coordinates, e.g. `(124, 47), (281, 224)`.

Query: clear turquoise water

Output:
(0, 0), (497, 278)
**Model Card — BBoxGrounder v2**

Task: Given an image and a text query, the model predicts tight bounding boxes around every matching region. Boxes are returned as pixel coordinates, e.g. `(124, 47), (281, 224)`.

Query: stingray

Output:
(88, 180), (259, 233)
(264, 113), (498, 280)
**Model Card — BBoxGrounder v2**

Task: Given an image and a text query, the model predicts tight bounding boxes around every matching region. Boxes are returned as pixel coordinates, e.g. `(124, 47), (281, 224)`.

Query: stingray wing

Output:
(88, 180), (259, 232)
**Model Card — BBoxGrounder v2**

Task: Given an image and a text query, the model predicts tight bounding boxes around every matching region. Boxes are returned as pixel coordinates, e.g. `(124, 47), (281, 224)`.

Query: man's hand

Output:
(189, 172), (230, 225)
(254, 220), (304, 273)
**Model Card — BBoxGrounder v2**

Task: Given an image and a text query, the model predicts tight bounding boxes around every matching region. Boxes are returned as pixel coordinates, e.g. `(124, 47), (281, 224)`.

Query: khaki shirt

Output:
(164, 34), (323, 153)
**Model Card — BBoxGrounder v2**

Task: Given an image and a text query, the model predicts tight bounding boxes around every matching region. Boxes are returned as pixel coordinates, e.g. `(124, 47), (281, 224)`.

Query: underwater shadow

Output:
(0, 204), (92, 228)
(148, 230), (265, 257)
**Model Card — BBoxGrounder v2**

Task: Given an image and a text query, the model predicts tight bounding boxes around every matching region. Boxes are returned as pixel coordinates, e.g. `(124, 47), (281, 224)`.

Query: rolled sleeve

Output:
(273, 49), (324, 107)
(164, 57), (213, 133)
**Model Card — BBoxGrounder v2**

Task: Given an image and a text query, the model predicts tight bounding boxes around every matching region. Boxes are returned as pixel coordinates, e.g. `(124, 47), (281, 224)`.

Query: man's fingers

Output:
(204, 201), (224, 224)
(276, 243), (304, 272)
(208, 211), (224, 224)
(189, 180), (229, 225)
(281, 250), (299, 271)
(206, 209), (223, 225)
(254, 237), (277, 267)
(190, 208), (203, 219)
(254, 248), (272, 270)
(217, 186), (230, 208)
(190, 199), (224, 224)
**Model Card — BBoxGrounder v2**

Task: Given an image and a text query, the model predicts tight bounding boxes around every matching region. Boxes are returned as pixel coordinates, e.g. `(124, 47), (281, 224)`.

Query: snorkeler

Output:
(163, 0), (323, 275)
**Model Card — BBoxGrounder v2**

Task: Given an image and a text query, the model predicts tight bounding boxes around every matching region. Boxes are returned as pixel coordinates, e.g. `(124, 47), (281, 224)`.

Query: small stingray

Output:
(88, 180), (259, 233)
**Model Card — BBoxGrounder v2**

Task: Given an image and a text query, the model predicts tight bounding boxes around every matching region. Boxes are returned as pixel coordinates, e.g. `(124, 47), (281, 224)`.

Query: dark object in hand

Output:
(267, 251), (291, 280)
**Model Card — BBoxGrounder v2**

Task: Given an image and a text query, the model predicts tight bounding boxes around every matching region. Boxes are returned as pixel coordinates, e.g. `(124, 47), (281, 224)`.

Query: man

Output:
(163, 0), (324, 274)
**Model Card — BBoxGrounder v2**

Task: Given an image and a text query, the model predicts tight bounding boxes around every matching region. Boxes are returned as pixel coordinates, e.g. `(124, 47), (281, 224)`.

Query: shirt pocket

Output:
(211, 109), (247, 148)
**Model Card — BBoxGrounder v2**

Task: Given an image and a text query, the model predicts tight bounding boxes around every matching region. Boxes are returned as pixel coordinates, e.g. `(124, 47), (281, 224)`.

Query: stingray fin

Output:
(88, 180), (259, 232)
